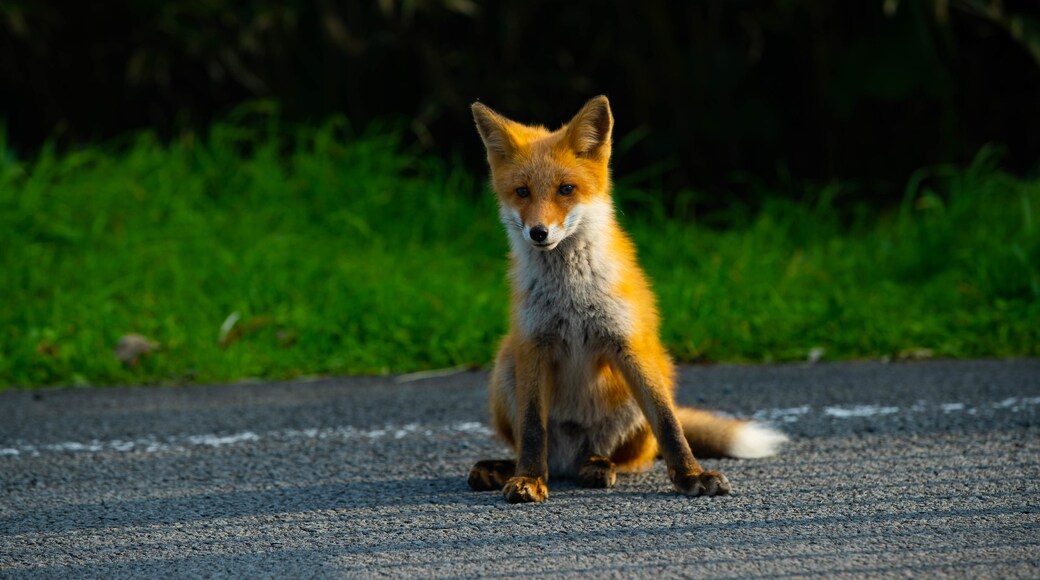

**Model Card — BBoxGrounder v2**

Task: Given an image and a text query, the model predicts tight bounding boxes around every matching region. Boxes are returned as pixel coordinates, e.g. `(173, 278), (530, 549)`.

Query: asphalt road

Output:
(1, 359), (1038, 578)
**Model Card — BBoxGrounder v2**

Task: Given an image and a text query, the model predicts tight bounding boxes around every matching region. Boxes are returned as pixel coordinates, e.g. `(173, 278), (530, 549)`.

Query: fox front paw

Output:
(503, 476), (549, 503)
(673, 470), (732, 497)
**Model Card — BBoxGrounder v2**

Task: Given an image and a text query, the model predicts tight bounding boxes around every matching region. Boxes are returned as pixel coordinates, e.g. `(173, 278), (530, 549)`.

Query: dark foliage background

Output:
(2, 0), (1038, 210)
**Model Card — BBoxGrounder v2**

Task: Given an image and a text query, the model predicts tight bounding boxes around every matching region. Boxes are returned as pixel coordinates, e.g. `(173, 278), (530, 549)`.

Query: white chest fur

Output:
(512, 219), (632, 350)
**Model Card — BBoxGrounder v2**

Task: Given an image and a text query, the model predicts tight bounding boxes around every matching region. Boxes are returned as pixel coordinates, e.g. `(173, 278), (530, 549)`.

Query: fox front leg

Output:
(502, 341), (552, 503)
(611, 340), (731, 497)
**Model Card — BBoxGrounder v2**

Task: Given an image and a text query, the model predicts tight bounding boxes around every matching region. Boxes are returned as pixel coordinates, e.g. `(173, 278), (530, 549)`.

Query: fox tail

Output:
(676, 406), (788, 459)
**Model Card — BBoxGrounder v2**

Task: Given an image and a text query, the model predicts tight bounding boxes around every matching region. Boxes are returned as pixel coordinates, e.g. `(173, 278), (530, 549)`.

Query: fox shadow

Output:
(0, 475), (467, 536)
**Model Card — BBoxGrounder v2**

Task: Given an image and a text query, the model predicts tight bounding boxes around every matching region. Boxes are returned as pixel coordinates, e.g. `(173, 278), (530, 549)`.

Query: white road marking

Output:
(186, 432), (260, 446)
(0, 398), (1036, 458)
(394, 366), (470, 384)
(752, 405), (811, 423)
(0, 422), (496, 458)
(992, 396), (1040, 410)
(823, 404), (900, 418)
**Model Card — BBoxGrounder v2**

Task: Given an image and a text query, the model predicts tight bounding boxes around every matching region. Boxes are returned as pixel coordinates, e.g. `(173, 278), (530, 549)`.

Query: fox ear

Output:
(564, 95), (613, 160)
(472, 102), (517, 160)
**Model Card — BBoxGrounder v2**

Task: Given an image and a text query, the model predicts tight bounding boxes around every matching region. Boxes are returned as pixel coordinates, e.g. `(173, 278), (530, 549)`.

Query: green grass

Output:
(1, 110), (1038, 388)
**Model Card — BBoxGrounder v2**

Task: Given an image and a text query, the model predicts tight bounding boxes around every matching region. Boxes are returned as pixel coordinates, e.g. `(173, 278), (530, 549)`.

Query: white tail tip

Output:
(729, 422), (789, 458)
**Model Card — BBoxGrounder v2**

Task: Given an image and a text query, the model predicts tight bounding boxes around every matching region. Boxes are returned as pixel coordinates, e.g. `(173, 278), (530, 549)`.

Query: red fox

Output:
(468, 96), (787, 503)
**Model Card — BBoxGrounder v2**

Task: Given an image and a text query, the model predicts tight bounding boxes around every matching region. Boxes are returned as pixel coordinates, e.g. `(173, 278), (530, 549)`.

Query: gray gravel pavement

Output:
(1, 359), (1039, 578)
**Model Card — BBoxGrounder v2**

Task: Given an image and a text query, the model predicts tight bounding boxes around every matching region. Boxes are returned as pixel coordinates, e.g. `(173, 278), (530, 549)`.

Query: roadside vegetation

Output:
(2, 113), (1037, 388)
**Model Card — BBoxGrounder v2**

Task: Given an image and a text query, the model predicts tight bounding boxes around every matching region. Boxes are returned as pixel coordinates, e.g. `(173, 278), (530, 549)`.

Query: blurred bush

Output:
(1, 0), (1037, 209)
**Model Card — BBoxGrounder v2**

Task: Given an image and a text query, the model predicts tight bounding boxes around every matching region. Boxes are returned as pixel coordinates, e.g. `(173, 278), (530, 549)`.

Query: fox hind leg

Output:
(610, 422), (658, 474)
(469, 341), (520, 493)
(578, 456), (617, 488)
(468, 459), (516, 492)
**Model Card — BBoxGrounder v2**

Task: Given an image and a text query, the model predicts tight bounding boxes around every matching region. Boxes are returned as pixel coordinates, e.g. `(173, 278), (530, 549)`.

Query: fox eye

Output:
(516, 187), (530, 198)
(558, 184), (575, 196)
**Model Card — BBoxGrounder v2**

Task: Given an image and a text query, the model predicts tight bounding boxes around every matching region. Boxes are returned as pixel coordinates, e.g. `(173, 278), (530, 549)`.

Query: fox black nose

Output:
(530, 225), (549, 242)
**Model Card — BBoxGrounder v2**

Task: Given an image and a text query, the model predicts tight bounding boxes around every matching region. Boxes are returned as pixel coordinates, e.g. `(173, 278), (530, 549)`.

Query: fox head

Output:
(472, 96), (614, 251)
